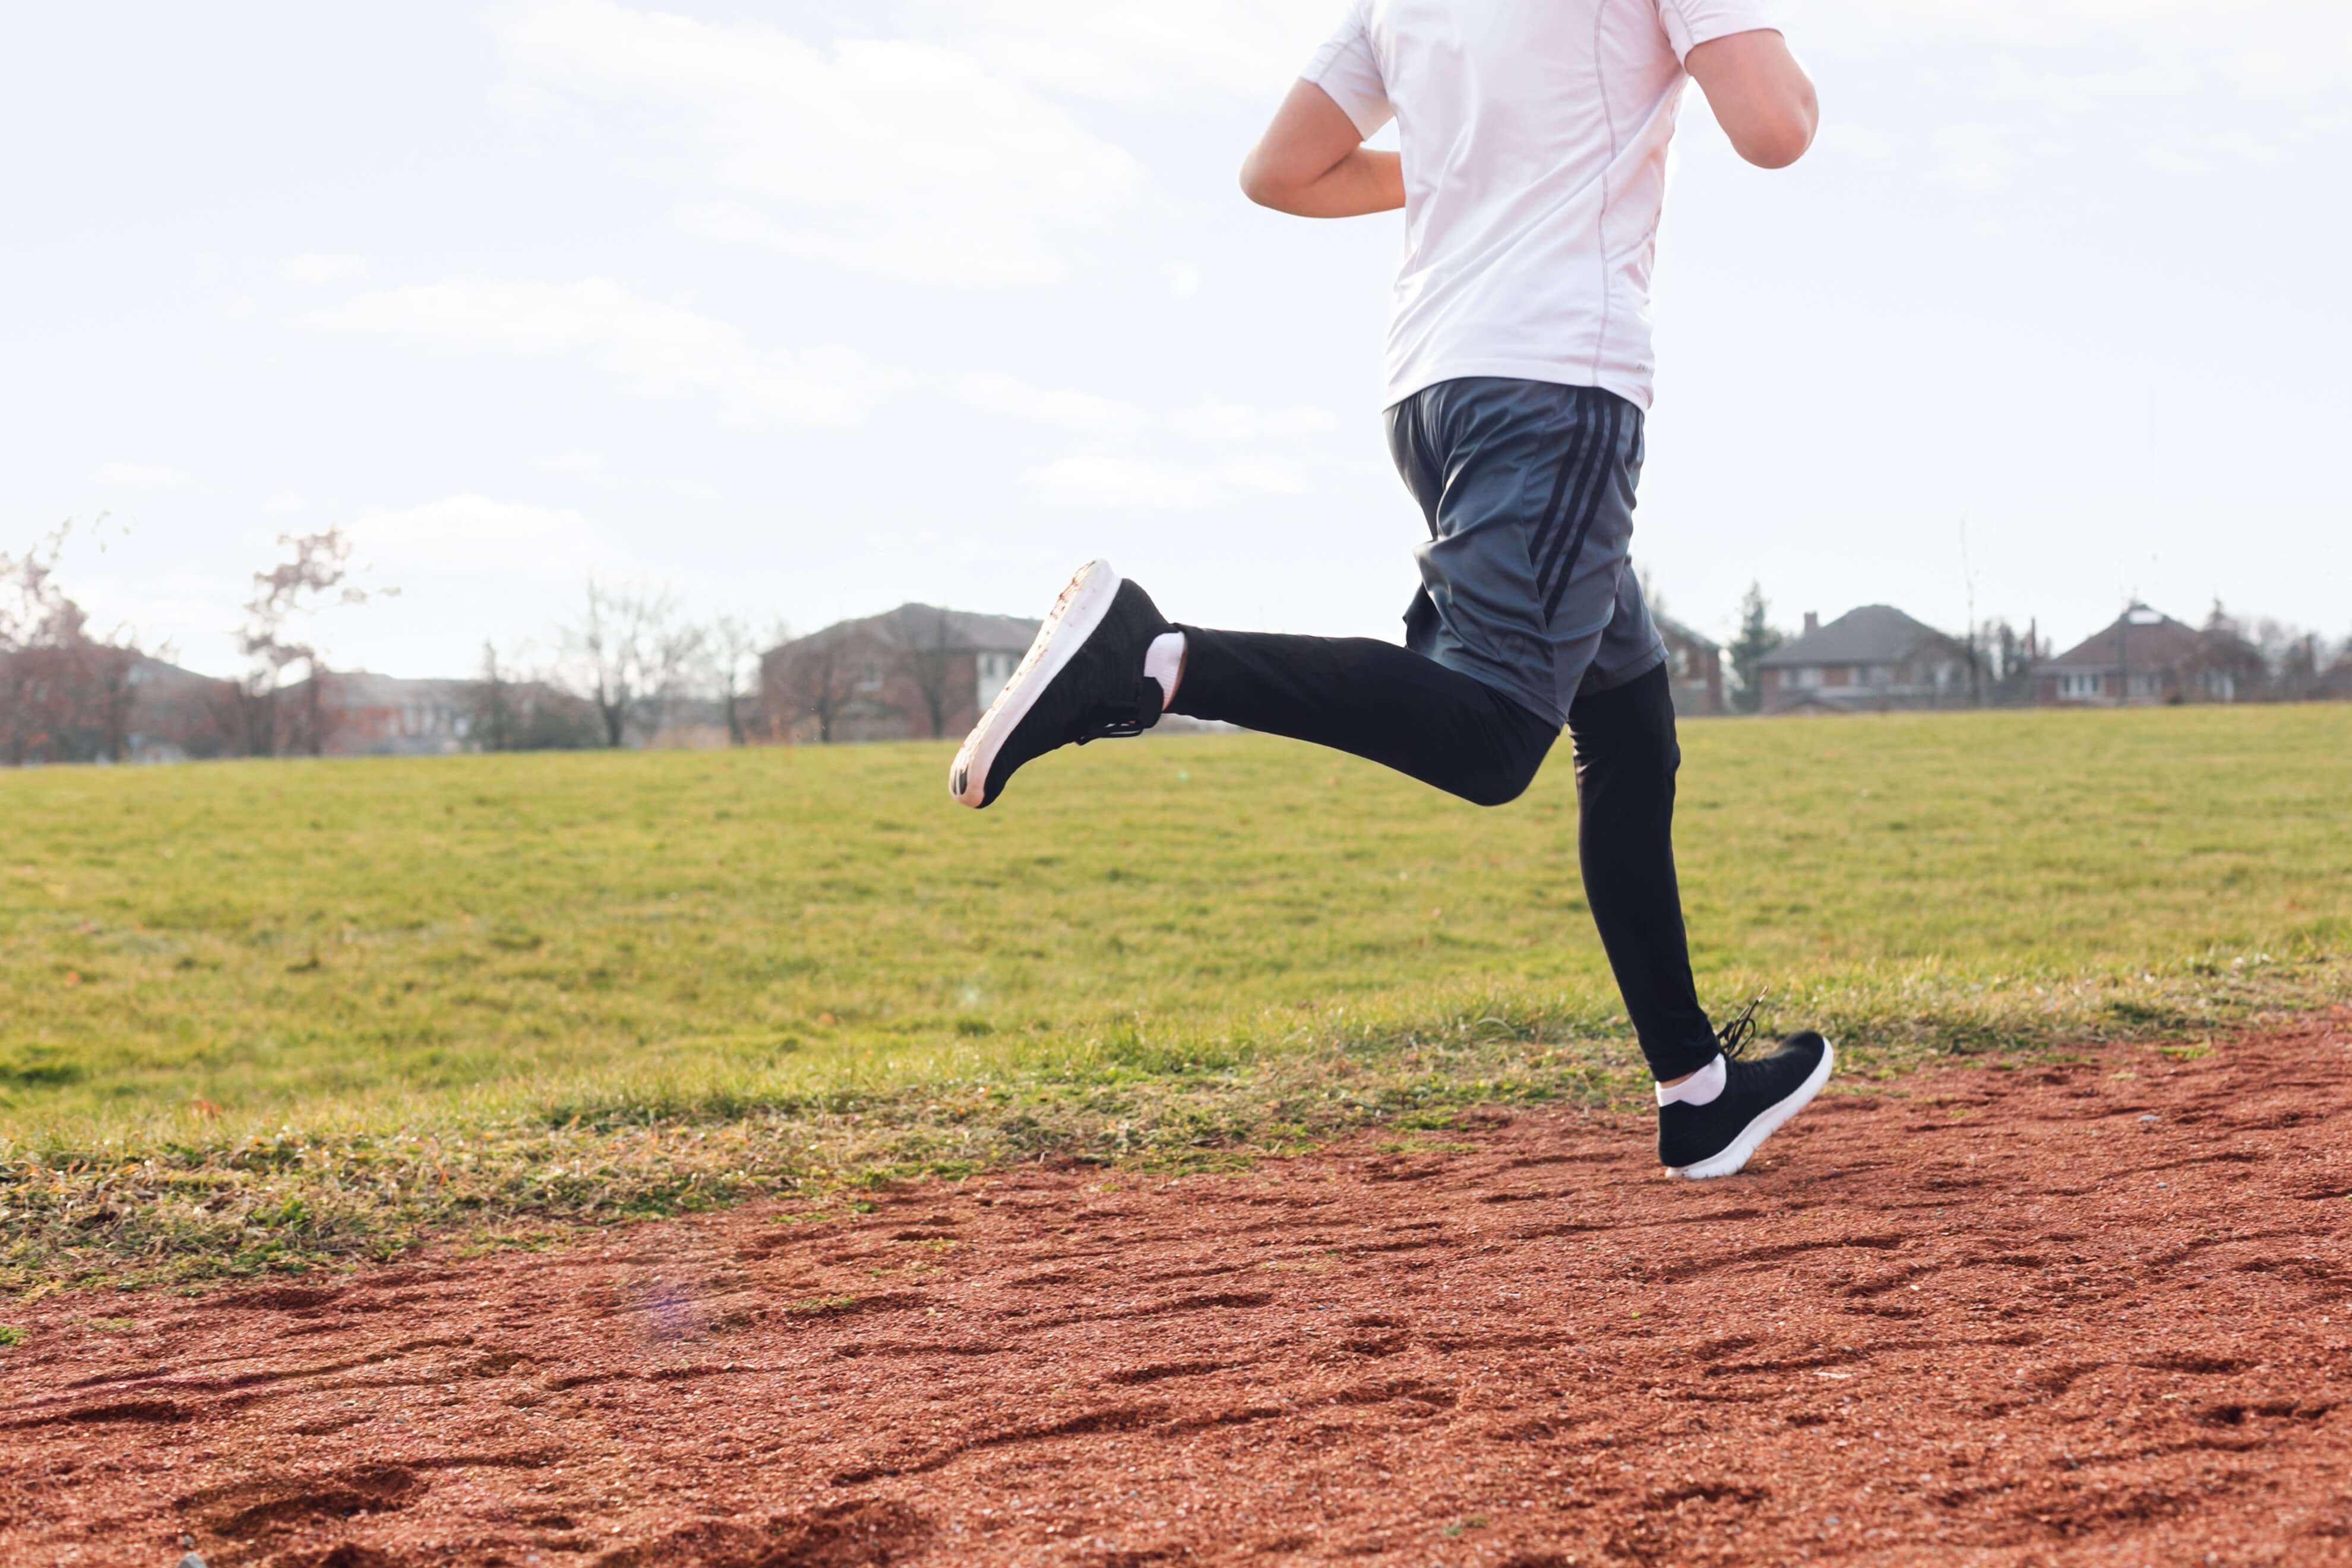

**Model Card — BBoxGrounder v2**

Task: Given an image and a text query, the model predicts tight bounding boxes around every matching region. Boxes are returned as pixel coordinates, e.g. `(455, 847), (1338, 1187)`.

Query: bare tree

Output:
(1, 523), (92, 765)
(783, 634), (849, 744)
(474, 638), (516, 752)
(706, 613), (783, 747)
(468, 638), (603, 751)
(564, 575), (705, 748)
(238, 527), (387, 757)
(1, 519), (159, 764)
(1959, 516), (1983, 707)
(896, 607), (959, 739)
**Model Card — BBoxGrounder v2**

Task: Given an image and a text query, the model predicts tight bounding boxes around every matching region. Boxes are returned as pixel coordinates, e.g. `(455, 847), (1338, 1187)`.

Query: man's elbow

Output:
(1732, 98), (1817, 169)
(1736, 119), (1814, 169)
(1238, 151), (1292, 210)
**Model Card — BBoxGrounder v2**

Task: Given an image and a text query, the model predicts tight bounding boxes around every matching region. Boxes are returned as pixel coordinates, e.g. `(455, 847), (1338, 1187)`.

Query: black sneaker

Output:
(1658, 997), (1835, 1179)
(950, 560), (1171, 809)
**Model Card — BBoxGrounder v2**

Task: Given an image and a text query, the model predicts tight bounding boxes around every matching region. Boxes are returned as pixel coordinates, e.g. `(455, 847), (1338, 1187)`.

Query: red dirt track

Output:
(7, 1020), (2351, 1567)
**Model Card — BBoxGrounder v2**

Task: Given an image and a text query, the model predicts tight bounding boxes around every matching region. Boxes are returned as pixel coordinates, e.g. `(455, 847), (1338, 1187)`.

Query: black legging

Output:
(1169, 627), (1719, 1081)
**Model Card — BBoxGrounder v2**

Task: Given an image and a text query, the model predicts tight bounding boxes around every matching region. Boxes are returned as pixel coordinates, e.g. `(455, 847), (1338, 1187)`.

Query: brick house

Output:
(293, 672), (476, 755)
(761, 604), (1038, 744)
(122, 656), (241, 761)
(2322, 652), (2352, 702)
(1753, 605), (1970, 714)
(1655, 612), (1727, 717)
(2033, 605), (2264, 706)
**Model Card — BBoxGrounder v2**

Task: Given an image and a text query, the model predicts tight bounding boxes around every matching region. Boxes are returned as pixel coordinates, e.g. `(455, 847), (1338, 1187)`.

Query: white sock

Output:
(1143, 631), (1186, 710)
(1656, 1052), (1727, 1107)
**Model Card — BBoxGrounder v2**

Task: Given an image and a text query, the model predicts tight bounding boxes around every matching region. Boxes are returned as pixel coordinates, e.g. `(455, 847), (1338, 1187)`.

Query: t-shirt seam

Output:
(1588, 1), (1621, 386)
(1659, 0), (1693, 61)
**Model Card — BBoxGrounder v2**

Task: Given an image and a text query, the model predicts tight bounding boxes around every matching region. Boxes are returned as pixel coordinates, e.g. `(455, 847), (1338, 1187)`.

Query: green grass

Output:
(4, 704), (2348, 1294)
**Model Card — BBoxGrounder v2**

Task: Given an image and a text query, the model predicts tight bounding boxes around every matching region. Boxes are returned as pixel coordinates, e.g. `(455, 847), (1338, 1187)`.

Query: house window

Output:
(2057, 671), (2100, 700)
(1792, 666), (1823, 690)
(2204, 670), (2235, 702)
(975, 651), (1019, 710)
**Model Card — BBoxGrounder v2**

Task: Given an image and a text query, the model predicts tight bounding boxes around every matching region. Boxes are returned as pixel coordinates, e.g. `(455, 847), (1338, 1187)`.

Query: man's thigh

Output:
(1384, 377), (1661, 725)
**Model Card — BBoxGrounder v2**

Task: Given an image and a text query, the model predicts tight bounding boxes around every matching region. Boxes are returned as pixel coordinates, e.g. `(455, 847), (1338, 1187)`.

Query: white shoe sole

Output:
(949, 559), (1123, 808)
(1667, 1039), (1836, 1180)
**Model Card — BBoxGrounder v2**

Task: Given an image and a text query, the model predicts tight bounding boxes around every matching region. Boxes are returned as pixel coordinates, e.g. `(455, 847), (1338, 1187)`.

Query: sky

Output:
(5, 0), (2348, 681)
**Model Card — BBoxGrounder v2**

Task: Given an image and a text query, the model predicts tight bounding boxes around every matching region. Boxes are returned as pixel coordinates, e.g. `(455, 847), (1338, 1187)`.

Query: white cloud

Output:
(1812, 122), (1902, 170)
(1930, 123), (2018, 190)
(280, 253), (371, 286)
(535, 450), (614, 486)
(93, 463), (196, 490)
(299, 277), (908, 428)
(299, 273), (1311, 450)
(1162, 260), (1205, 301)
(1167, 399), (1338, 442)
(944, 372), (1149, 436)
(1024, 451), (1308, 510)
(1805, 0), (2351, 182)
(346, 494), (629, 578)
(264, 492), (309, 515)
(908, 0), (1334, 103)
(1808, 0), (2350, 74)
(491, 0), (1145, 287)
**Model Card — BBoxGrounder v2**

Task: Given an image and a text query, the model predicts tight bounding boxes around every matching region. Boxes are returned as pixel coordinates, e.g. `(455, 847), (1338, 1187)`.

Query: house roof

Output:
(2039, 608), (2242, 672)
(1653, 612), (1719, 653)
(1755, 605), (1959, 668)
(313, 672), (473, 707)
(772, 603), (1039, 657)
(125, 654), (225, 694)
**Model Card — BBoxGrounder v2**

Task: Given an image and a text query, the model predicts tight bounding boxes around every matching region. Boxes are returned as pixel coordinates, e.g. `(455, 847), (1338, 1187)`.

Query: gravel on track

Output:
(6, 1014), (2350, 1567)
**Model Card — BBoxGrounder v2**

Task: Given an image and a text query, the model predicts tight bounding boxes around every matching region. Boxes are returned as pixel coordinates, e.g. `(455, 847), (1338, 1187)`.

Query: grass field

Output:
(4, 703), (2348, 1295)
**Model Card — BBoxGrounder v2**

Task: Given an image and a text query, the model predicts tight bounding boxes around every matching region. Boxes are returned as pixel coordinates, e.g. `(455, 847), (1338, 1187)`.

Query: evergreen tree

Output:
(1727, 581), (1782, 714)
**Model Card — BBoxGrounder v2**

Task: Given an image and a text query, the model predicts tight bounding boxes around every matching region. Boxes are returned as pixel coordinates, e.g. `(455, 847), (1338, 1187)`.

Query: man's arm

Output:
(1684, 30), (1818, 169)
(1240, 79), (1404, 218)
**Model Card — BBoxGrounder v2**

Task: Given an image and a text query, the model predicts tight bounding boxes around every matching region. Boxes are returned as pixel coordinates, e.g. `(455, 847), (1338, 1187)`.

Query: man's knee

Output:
(1459, 757), (1543, 808)
(1569, 661), (1678, 781)
(1456, 696), (1558, 805)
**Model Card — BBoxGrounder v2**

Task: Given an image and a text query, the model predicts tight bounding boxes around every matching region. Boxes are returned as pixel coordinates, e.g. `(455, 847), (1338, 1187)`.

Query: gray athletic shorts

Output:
(1384, 377), (1665, 728)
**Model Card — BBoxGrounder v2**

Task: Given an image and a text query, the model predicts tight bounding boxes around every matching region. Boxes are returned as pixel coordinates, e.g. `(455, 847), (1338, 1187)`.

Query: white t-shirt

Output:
(1303, 0), (1780, 411)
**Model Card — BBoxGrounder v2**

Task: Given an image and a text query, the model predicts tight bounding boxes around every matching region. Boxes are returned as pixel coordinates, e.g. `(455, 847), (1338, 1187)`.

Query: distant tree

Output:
(238, 527), (386, 757)
(706, 613), (779, 747)
(214, 672), (279, 758)
(1636, 562), (1668, 620)
(1, 519), (159, 764)
(1982, 619), (2040, 706)
(784, 634), (849, 744)
(896, 608), (958, 739)
(1725, 581), (1782, 715)
(1, 524), (91, 764)
(473, 639), (516, 752)
(564, 575), (705, 748)
(512, 687), (605, 750)
(467, 638), (603, 751)
(2276, 631), (2322, 702)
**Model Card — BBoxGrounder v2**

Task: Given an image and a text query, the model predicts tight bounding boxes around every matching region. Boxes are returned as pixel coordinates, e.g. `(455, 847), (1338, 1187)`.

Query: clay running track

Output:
(6, 1017), (2349, 1566)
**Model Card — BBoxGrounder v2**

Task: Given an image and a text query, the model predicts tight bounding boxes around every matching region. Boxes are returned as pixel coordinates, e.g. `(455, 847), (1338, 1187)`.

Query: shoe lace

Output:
(1715, 991), (1768, 1061)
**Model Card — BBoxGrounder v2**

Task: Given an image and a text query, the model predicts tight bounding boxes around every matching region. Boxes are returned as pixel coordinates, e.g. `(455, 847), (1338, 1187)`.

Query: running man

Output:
(950, 1), (1828, 1179)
